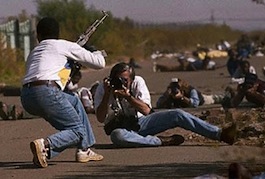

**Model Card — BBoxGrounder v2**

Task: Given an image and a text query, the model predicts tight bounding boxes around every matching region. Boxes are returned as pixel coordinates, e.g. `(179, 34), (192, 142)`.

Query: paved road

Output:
(1, 57), (265, 178)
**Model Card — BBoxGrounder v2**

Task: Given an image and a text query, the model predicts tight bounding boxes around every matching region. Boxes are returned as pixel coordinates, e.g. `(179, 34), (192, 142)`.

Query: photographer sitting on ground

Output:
(156, 78), (224, 109)
(94, 62), (237, 148)
(224, 73), (265, 108)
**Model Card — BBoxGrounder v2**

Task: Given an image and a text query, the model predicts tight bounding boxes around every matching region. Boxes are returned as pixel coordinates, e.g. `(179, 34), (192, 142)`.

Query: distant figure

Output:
(226, 49), (241, 76)
(0, 101), (24, 120)
(128, 57), (141, 68)
(77, 81), (100, 114)
(65, 71), (99, 114)
(216, 39), (231, 51)
(236, 34), (253, 59)
(231, 60), (256, 84)
(154, 54), (215, 72)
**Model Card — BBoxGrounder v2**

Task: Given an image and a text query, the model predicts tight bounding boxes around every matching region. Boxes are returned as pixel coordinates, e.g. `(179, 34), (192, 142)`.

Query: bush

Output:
(0, 36), (25, 86)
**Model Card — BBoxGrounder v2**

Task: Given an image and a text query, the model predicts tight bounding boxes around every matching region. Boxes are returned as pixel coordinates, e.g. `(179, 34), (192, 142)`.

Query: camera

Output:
(170, 86), (180, 95)
(109, 77), (127, 90)
(169, 82), (180, 95)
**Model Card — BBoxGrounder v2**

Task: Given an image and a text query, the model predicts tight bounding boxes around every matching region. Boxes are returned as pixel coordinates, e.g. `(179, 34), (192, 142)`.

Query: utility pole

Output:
(210, 9), (215, 24)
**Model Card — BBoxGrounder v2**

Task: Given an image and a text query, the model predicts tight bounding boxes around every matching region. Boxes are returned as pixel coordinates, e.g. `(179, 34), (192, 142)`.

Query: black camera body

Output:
(109, 77), (126, 90)
(170, 82), (180, 95)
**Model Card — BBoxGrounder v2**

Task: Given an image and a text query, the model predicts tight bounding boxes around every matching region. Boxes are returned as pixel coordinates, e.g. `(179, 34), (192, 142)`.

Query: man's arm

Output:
(125, 95), (151, 115)
(95, 80), (111, 123)
(114, 76), (152, 115)
(96, 92), (110, 123)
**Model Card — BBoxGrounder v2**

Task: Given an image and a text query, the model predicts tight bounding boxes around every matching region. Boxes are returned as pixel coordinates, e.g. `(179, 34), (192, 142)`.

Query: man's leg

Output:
(110, 128), (162, 147)
(138, 109), (221, 140)
(230, 92), (245, 107)
(245, 91), (265, 107)
(110, 108), (221, 147)
(21, 86), (102, 166)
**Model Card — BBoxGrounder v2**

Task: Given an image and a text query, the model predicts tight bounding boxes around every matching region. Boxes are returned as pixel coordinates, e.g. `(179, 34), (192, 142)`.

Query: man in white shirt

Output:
(20, 17), (105, 168)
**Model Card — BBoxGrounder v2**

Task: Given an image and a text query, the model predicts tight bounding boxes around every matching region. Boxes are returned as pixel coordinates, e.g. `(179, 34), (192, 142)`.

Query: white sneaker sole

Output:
(30, 141), (48, 168)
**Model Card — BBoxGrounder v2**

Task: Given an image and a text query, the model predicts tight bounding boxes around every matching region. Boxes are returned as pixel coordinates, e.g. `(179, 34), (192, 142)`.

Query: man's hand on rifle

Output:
(83, 44), (97, 52)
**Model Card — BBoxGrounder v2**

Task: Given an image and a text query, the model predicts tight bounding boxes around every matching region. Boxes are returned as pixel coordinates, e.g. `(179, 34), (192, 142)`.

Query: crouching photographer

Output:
(94, 62), (237, 148)
(230, 73), (265, 107)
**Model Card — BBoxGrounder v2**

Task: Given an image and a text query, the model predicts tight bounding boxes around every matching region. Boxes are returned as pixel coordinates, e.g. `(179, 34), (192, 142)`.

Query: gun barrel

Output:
(76, 11), (108, 46)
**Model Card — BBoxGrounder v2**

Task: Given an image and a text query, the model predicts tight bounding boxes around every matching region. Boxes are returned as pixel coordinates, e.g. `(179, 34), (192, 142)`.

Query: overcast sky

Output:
(0, 0), (265, 31)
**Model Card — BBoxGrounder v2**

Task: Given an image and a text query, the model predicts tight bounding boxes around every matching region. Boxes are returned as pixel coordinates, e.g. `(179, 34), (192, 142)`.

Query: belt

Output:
(23, 80), (59, 88)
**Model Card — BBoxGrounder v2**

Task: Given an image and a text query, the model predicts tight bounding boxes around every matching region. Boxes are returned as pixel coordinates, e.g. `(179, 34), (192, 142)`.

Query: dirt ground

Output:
(0, 55), (265, 178)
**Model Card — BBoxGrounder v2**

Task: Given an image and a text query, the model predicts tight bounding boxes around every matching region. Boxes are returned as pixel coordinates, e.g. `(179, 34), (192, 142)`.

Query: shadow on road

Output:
(54, 162), (230, 178)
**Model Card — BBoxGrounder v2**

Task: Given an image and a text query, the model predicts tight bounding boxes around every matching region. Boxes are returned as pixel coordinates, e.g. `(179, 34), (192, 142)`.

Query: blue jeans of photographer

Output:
(110, 109), (221, 147)
(21, 85), (95, 158)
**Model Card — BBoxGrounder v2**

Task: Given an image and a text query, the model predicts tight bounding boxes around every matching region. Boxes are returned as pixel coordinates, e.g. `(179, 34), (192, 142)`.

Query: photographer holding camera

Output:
(227, 73), (265, 108)
(156, 78), (227, 109)
(94, 62), (237, 147)
(156, 78), (205, 109)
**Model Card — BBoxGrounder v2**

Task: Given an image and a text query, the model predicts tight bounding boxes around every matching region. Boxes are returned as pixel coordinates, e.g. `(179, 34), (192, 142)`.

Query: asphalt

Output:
(1, 57), (265, 178)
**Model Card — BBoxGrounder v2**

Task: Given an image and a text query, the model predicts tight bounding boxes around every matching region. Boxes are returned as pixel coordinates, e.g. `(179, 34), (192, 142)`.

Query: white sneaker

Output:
(76, 149), (103, 163)
(30, 138), (48, 168)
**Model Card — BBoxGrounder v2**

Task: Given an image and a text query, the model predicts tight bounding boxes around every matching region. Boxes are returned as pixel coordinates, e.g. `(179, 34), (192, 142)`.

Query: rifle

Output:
(76, 10), (109, 46)
(69, 11), (108, 80)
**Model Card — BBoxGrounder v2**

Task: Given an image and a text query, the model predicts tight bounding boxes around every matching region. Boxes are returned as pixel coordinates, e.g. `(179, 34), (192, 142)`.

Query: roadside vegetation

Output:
(1, 0), (265, 86)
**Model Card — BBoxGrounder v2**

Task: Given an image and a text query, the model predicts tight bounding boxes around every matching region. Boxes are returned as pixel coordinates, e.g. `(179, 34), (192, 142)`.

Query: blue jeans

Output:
(20, 85), (95, 158)
(110, 109), (221, 147)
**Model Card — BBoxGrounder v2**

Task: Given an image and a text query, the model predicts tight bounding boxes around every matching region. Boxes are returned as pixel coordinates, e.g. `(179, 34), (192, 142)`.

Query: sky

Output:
(0, 0), (265, 31)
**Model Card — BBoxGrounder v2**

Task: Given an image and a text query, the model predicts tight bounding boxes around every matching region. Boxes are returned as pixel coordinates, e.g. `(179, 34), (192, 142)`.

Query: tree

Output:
(36, 0), (110, 44)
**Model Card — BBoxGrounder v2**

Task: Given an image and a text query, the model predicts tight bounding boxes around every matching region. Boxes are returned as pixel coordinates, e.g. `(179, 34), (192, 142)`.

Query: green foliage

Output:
(2, 0), (264, 85)
(0, 35), (25, 86)
(36, 0), (110, 43)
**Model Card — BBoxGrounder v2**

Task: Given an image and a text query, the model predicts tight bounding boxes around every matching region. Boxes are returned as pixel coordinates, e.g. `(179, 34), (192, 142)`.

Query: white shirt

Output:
(94, 76), (152, 118)
(23, 39), (105, 89)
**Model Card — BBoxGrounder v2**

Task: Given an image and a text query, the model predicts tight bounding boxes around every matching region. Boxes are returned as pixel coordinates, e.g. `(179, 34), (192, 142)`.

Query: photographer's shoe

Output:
(30, 138), (48, 168)
(220, 123), (237, 145)
(158, 134), (185, 146)
(76, 149), (103, 163)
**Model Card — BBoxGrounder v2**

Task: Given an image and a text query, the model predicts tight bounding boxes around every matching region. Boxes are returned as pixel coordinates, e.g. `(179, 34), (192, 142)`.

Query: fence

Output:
(0, 18), (36, 61)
